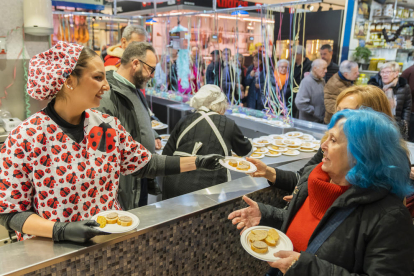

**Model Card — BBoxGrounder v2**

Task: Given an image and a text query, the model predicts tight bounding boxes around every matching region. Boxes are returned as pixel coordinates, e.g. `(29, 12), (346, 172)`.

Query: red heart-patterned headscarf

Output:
(27, 41), (84, 101)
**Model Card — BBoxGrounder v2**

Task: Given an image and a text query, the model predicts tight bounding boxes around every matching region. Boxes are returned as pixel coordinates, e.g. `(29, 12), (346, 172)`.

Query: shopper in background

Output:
(221, 48), (236, 98)
(400, 64), (414, 142)
(274, 59), (290, 104)
(233, 53), (246, 104)
(162, 85), (252, 199)
(154, 55), (170, 91)
(368, 61), (412, 139)
(97, 42), (162, 210)
(206, 50), (222, 86)
(295, 59), (327, 123)
(324, 60), (359, 124)
(245, 53), (266, 110)
(287, 45), (312, 118)
(229, 108), (414, 275)
(104, 25), (147, 72)
(319, 44), (339, 82)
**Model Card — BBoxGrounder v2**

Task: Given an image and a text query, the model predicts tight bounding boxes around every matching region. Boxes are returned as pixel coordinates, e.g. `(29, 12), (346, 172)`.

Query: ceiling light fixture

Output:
(307, 4), (314, 11)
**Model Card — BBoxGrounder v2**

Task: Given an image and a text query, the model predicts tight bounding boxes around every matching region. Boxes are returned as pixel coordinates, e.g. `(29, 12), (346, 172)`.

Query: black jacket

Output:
(368, 74), (412, 123)
(258, 164), (414, 275)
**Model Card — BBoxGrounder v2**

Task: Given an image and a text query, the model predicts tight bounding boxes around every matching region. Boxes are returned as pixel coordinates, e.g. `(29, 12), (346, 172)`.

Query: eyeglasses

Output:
(279, 66), (288, 69)
(380, 70), (395, 76)
(138, 59), (156, 75)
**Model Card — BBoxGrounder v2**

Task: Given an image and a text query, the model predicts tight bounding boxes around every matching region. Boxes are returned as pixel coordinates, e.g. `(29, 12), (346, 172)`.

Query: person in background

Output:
(154, 55), (170, 91)
(295, 59), (327, 123)
(324, 60), (359, 124)
(319, 44), (339, 82)
(104, 25), (147, 71)
(245, 53), (265, 110)
(206, 50), (221, 86)
(400, 64), (414, 142)
(229, 108), (414, 275)
(274, 59), (290, 104)
(97, 42), (163, 210)
(368, 61), (412, 139)
(233, 53), (247, 105)
(162, 85), (252, 199)
(221, 48), (235, 97)
(287, 45), (312, 118)
(191, 46), (199, 64)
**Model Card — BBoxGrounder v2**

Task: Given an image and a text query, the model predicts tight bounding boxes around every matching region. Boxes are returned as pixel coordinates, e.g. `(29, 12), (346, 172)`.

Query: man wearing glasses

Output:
(97, 42), (161, 210)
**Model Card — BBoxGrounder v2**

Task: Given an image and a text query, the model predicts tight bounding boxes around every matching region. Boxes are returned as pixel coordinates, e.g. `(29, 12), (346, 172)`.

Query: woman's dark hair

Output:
(56, 47), (98, 101)
(70, 47), (99, 79)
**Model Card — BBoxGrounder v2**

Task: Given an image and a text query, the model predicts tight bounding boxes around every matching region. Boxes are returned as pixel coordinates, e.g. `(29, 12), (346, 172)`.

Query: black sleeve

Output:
(257, 203), (287, 230)
(0, 210), (36, 233)
(231, 123), (252, 157)
(402, 86), (412, 123)
(131, 155), (181, 178)
(268, 148), (323, 193)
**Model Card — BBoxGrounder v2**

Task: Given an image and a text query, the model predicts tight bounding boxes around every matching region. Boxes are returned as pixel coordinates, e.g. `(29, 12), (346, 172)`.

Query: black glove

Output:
(53, 220), (110, 243)
(195, 154), (224, 171)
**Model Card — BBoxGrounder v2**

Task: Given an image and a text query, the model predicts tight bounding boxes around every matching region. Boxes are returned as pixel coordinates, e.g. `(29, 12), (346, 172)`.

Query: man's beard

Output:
(133, 68), (151, 89)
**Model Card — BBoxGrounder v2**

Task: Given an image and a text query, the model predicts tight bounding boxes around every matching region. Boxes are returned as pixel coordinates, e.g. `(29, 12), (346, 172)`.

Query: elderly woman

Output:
(368, 61), (412, 139)
(275, 59), (289, 92)
(229, 108), (414, 275)
(0, 42), (222, 243)
(162, 85), (253, 199)
(249, 85), (394, 195)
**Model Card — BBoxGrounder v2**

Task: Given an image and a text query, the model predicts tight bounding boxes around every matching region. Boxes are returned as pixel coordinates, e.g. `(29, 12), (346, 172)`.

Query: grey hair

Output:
(339, 60), (358, 74)
(122, 25), (147, 41)
(203, 92), (228, 114)
(120, 42), (156, 66)
(277, 59), (290, 67)
(379, 61), (400, 73)
(311, 58), (327, 69)
(293, 45), (306, 57)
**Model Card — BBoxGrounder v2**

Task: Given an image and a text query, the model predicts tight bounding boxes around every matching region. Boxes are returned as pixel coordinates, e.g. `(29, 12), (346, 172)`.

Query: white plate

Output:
(160, 135), (170, 142)
(268, 134), (285, 140)
(91, 210), (140, 233)
(265, 151), (282, 157)
(219, 158), (257, 174)
(153, 124), (168, 130)
(282, 139), (303, 147)
(250, 153), (265, 159)
(253, 138), (273, 146)
(312, 140), (321, 145)
(285, 131), (303, 138)
(252, 143), (265, 148)
(240, 226), (293, 262)
(299, 148), (315, 152)
(254, 147), (269, 154)
(282, 150), (300, 156)
(267, 145), (288, 152)
(299, 134), (315, 141)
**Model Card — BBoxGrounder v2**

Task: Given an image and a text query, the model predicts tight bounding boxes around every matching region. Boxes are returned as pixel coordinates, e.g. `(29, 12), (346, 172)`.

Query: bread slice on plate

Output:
(251, 241), (268, 254)
(106, 212), (118, 224)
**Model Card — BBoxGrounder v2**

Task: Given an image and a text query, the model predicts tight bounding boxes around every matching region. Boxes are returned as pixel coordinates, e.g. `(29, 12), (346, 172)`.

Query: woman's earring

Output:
(67, 85), (73, 90)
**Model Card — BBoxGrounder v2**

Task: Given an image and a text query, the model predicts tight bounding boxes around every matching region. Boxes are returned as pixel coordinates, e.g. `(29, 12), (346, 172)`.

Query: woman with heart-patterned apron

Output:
(0, 41), (223, 243)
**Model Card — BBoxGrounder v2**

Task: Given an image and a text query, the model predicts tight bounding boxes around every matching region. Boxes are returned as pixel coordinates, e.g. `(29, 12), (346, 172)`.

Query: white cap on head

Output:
(190, 85), (226, 110)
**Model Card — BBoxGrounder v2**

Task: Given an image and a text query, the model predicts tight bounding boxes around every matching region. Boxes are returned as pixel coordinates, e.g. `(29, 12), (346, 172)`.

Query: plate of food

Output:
(272, 139), (287, 147)
(282, 149), (300, 156)
(299, 142), (314, 151)
(267, 145), (288, 152)
(269, 134), (285, 140)
(265, 150), (282, 157)
(152, 120), (168, 130)
(250, 153), (265, 159)
(285, 131), (303, 138)
(160, 134), (170, 142)
(253, 138), (272, 146)
(311, 140), (321, 146)
(240, 226), (293, 262)
(254, 147), (269, 154)
(299, 134), (315, 141)
(219, 158), (257, 174)
(282, 139), (303, 147)
(92, 210), (140, 233)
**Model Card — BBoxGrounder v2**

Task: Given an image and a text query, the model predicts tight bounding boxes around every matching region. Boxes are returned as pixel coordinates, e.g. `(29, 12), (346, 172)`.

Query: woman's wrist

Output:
(180, 157), (197, 173)
(265, 167), (276, 183)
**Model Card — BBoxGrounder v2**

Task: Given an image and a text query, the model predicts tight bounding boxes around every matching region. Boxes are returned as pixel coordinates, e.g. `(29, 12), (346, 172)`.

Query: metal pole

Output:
(213, 0), (216, 12)
(154, 0), (157, 16)
(113, 0), (117, 16)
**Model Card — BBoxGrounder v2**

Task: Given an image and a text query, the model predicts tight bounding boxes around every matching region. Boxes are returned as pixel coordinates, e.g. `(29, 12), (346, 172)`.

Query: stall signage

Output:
(217, 0), (249, 8)
(52, 0), (105, 10)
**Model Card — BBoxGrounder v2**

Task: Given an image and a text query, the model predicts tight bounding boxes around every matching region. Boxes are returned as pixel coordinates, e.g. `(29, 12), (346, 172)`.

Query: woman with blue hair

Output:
(228, 108), (414, 275)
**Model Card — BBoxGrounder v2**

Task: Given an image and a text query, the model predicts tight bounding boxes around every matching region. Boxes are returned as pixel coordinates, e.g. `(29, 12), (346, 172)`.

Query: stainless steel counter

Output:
(0, 159), (311, 276)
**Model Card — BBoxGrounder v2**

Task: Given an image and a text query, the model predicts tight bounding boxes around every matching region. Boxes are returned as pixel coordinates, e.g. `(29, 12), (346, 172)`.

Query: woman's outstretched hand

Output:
(228, 195), (261, 235)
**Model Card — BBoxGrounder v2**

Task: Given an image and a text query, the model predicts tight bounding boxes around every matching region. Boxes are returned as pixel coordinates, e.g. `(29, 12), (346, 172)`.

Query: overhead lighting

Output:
(242, 18), (275, 23)
(231, 5), (249, 17)
(198, 14), (212, 17)
(170, 12), (182, 15)
(318, 4), (322, 11)
(307, 4), (314, 11)
(218, 15), (238, 20)
(329, 4), (333, 10)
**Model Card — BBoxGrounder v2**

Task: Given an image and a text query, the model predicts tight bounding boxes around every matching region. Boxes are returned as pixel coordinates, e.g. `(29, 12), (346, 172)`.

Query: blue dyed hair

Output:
(329, 108), (414, 199)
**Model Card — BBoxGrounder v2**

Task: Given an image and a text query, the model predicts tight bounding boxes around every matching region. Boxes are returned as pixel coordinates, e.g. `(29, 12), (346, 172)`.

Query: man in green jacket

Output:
(97, 41), (161, 210)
